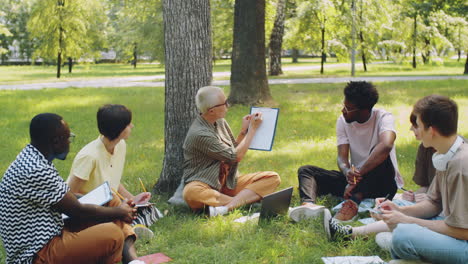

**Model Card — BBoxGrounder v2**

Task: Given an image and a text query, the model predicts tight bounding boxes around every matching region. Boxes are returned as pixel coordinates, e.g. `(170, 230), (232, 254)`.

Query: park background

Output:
(1, 0), (467, 263)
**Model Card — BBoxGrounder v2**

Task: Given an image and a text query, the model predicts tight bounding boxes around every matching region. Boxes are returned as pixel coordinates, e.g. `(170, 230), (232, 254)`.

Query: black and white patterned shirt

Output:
(0, 144), (69, 264)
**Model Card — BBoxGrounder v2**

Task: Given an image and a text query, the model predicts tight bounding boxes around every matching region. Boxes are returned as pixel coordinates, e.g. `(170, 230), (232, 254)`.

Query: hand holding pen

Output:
(369, 194), (391, 216)
(400, 186), (416, 202)
(346, 164), (362, 185)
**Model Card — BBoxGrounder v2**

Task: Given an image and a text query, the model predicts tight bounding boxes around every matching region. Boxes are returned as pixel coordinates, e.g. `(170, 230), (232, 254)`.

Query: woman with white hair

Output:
(182, 86), (281, 217)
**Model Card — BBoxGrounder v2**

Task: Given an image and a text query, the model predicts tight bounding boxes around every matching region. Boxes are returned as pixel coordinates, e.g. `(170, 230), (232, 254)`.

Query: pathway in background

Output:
(1, 63), (467, 90)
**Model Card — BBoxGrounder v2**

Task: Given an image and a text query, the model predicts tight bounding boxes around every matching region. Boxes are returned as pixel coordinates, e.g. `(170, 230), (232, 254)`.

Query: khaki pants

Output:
(34, 195), (135, 264)
(183, 171), (281, 210)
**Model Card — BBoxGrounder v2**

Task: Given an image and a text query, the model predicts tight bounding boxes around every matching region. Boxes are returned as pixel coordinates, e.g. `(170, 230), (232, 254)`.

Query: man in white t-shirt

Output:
(290, 81), (403, 222)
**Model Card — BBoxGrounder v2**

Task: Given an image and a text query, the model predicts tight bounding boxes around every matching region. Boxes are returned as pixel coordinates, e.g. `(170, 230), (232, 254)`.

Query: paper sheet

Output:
(321, 256), (386, 264)
(249, 107), (279, 151)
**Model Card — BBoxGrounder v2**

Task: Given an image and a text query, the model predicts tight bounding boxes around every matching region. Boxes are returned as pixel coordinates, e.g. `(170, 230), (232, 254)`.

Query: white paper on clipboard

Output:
(249, 107), (279, 151)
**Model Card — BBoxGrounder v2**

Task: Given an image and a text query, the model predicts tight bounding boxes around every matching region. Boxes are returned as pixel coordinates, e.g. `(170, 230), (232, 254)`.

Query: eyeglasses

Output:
(69, 132), (76, 143)
(208, 100), (230, 111)
(342, 103), (359, 114)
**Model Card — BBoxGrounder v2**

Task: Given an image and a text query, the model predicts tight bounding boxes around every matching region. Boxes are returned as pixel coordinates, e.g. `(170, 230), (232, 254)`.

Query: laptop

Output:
(259, 187), (293, 221)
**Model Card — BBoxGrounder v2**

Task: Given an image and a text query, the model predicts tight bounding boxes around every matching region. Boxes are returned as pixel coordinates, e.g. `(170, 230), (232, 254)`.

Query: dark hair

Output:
(30, 113), (64, 145)
(97, 104), (132, 140)
(344, 81), (379, 110)
(412, 95), (458, 137)
(410, 113), (417, 127)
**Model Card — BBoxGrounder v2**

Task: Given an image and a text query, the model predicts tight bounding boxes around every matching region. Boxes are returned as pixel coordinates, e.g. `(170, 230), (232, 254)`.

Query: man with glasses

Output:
(290, 81), (403, 222)
(182, 86), (281, 217)
(0, 113), (144, 264)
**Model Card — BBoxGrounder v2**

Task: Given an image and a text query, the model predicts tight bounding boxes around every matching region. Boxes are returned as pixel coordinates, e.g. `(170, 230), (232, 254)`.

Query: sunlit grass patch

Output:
(1, 79), (467, 263)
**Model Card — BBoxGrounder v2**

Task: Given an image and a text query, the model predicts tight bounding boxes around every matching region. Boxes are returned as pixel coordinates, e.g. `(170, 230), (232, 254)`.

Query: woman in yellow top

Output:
(67, 104), (161, 239)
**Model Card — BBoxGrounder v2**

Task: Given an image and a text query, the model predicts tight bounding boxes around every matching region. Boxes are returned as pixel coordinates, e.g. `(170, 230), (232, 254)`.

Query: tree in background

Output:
(229, 0), (272, 105)
(107, 0), (164, 64)
(355, 0), (394, 72)
(211, 0), (234, 62)
(268, 0), (287, 75)
(0, 0), (34, 64)
(284, 0), (337, 73)
(27, 0), (108, 78)
(153, 0), (212, 194)
(0, 13), (12, 57)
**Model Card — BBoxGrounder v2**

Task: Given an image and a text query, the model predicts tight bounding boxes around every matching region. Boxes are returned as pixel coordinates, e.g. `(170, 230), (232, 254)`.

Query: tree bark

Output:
(229, 0), (272, 105)
(269, 0), (286, 76)
(153, 0), (212, 194)
(68, 57), (72, 73)
(291, 48), (299, 63)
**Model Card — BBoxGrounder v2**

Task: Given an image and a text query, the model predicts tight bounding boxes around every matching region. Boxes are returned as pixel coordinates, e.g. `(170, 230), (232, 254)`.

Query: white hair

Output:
(196, 86), (224, 114)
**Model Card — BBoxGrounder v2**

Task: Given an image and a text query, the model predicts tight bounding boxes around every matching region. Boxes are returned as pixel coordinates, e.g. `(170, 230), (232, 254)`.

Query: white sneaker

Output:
(323, 209), (333, 240)
(133, 224), (154, 241)
(375, 232), (393, 252)
(209, 206), (228, 217)
(128, 260), (146, 264)
(289, 204), (325, 222)
(389, 260), (431, 264)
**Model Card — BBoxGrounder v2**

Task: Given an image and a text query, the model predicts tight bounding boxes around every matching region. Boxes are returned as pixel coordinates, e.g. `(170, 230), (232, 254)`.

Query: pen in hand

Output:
(377, 193), (391, 210)
(351, 164), (356, 184)
(139, 177), (147, 193)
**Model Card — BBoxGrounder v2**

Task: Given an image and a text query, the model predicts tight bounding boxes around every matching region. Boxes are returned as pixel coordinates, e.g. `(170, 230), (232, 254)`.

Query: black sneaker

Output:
(323, 209), (352, 241)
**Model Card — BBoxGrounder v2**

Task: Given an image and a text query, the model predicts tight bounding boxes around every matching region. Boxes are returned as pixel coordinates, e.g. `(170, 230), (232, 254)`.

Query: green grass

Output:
(272, 60), (466, 79)
(1, 58), (465, 84)
(1, 79), (468, 263)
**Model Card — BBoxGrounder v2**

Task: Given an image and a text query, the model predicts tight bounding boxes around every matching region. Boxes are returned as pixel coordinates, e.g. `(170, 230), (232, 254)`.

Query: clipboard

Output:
(249, 107), (279, 151)
(62, 181), (113, 219)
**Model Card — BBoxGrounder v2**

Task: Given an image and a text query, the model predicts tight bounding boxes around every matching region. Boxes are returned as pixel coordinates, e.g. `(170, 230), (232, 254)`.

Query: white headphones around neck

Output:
(432, 136), (464, 171)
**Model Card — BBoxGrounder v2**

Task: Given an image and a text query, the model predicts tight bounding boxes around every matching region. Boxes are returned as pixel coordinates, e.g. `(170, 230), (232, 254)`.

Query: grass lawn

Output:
(0, 79), (467, 263)
(0, 58), (465, 84)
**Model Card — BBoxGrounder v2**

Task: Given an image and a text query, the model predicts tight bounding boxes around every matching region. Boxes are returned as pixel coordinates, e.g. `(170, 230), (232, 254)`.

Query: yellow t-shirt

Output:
(67, 136), (126, 193)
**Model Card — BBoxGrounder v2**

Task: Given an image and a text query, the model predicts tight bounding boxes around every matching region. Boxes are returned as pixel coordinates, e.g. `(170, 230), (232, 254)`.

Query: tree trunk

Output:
(230, 0), (272, 105)
(68, 57), (72, 73)
(412, 14), (417, 69)
(133, 42), (137, 69)
(57, 28), (63, 78)
(269, 0), (286, 76)
(153, 0), (212, 194)
(422, 38), (430, 64)
(359, 31), (367, 72)
(350, 0), (356, 76)
(320, 27), (325, 74)
(57, 53), (62, 78)
(291, 48), (299, 63)
(457, 49), (461, 62)
(464, 52), (468, 75)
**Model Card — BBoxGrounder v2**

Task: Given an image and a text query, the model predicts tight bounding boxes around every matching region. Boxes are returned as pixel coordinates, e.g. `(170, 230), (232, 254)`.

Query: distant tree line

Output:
(0, 0), (466, 77)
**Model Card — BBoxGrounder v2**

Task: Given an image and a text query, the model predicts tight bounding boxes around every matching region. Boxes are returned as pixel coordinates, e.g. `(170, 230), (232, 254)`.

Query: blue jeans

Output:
(392, 223), (468, 264)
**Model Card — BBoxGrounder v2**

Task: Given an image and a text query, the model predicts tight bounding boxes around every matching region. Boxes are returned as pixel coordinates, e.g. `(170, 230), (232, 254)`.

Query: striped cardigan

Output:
(183, 115), (239, 190)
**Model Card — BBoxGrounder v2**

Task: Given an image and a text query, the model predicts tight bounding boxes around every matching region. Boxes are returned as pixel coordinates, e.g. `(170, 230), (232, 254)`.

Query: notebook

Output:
(259, 187), (293, 221)
(62, 181), (112, 219)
